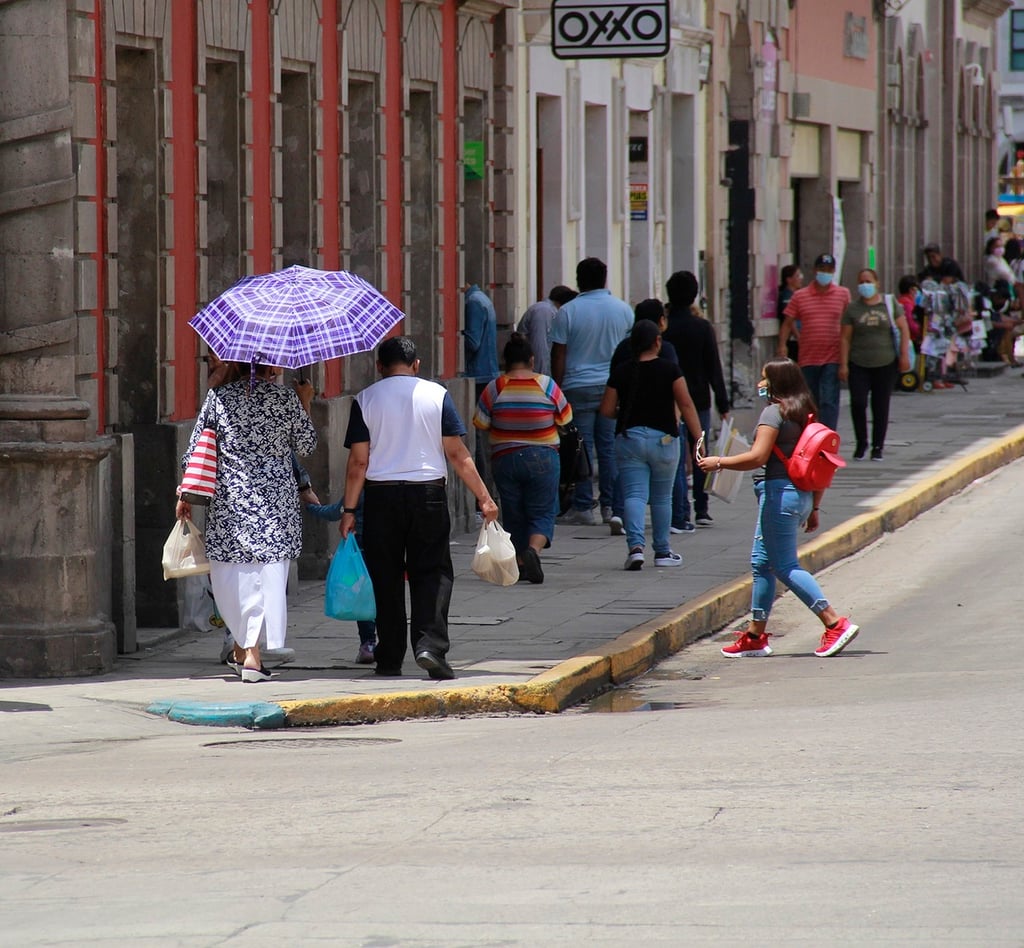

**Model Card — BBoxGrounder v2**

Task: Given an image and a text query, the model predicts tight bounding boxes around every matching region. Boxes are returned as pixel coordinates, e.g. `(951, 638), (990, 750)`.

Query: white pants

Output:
(209, 560), (288, 650)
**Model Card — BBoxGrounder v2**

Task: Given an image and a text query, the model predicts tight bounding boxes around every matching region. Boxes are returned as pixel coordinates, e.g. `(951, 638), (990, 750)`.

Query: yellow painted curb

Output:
(274, 426), (1024, 726)
(277, 684), (522, 726)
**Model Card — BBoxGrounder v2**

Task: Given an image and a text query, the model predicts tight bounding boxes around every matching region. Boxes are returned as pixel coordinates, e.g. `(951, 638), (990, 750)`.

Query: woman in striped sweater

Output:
(473, 333), (573, 584)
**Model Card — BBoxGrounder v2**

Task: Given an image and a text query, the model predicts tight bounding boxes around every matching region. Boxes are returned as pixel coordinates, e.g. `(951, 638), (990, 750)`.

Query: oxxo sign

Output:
(551, 0), (669, 59)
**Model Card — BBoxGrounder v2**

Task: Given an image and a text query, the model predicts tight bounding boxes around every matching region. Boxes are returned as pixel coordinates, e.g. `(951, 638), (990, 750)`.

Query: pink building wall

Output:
(790, 1), (877, 90)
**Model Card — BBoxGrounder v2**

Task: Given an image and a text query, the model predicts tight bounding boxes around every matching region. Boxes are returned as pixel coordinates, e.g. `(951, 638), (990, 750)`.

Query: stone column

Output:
(0, 0), (115, 676)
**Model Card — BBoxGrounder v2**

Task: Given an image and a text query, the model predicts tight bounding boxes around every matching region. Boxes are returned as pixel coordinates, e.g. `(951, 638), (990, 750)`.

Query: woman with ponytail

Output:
(473, 333), (572, 584)
(599, 320), (702, 570)
(696, 357), (859, 658)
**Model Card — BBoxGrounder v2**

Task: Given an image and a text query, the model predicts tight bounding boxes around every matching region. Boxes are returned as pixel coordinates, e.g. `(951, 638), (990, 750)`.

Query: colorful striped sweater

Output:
(473, 373), (573, 458)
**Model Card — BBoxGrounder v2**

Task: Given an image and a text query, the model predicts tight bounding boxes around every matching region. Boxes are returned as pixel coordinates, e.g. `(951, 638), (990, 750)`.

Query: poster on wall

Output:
(630, 183), (648, 221)
(832, 196), (846, 281)
(762, 264), (778, 319)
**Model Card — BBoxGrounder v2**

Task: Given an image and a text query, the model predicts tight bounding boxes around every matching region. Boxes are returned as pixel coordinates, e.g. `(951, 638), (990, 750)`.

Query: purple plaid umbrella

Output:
(188, 266), (405, 369)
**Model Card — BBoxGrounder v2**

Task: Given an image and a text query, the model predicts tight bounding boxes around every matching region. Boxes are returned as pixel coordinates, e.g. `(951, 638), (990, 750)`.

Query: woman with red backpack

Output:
(695, 358), (859, 658)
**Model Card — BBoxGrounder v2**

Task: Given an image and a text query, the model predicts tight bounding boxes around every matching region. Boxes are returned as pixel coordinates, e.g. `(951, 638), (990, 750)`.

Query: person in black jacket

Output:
(661, 271), (731, 531)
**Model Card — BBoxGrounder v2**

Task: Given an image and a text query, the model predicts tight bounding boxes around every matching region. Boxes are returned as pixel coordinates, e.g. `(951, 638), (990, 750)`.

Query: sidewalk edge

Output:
(176, 426), (1024, 728)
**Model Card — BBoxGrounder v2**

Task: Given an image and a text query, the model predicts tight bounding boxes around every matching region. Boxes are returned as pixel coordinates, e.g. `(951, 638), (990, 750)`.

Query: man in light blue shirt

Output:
(550, 258), (633, 525)
(517, 285), (577, 376)
(463, 283), (499, 383)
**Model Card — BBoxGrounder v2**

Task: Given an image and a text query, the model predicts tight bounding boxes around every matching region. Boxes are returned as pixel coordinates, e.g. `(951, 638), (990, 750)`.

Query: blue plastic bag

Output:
(324, 534), (377, 621)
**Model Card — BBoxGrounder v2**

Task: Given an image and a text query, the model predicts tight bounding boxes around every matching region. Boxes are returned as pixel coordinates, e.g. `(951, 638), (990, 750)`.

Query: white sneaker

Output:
(653, 551), (682, 567)
(609, 516), (624, 536)
(624, 549), (644, 571)
(558, 507), (600, 526)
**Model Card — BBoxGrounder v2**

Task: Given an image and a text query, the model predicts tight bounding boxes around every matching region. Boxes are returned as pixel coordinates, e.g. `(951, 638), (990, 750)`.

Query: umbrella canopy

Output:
(189, 266), (405, 369)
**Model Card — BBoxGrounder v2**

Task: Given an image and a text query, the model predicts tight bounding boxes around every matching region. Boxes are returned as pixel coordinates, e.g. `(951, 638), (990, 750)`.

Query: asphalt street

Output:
(2, 425), (1024, 945)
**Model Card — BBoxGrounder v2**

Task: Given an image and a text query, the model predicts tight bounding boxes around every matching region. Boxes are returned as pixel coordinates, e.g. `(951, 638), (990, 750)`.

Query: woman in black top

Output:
(599, 320), (701, 571)
(695, 358), (859, 659)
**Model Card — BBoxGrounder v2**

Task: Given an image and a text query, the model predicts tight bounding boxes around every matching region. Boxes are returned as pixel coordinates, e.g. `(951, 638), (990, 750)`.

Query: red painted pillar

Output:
(441, 0), (459, 379)
(384, 0), (403, 316)
(320, 0), (342, 396)
(250, 0), (273, 275)
(171, 2), (198, 419)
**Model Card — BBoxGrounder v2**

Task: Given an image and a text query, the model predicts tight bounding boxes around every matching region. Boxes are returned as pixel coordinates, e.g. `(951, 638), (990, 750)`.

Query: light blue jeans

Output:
(800, 363), (840, 431)
(565, 385), (617, 511)
(751, 479), (829, 621)
(615, 427), (679, 554)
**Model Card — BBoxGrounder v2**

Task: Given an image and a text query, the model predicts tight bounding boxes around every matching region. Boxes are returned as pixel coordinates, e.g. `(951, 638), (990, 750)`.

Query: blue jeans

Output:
(672, 407), (710, 525)
(565, 385), (616, 511)
(492, 446), (560, 553)
(751, 479), (829, 621)
(800, 363), (840, 431)
(615, 428), (680, 554)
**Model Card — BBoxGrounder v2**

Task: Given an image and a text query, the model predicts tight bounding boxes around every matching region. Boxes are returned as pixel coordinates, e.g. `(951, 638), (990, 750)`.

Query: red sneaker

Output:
(814, 617), (860, 657)
(721, 630), (772, 657)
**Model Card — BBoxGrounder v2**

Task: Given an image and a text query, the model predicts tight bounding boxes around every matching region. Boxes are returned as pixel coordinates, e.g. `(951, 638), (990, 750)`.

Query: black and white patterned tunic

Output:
(184, 380), (317, 563)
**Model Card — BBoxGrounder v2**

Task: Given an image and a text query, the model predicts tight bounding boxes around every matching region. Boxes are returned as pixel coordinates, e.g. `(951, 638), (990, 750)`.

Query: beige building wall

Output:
(514, 0), (710, 315)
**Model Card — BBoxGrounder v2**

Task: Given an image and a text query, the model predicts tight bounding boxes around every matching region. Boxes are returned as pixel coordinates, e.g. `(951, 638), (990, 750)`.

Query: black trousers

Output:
(848, 361), (896, 451)
(361, 483), (453, 670)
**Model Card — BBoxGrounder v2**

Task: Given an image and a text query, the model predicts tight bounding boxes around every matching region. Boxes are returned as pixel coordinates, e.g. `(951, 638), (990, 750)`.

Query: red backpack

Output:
(772, 415), (846, 491)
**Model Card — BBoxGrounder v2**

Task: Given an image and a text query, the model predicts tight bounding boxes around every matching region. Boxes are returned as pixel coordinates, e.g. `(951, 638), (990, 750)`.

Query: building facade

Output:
(1, 0), (513, 676)
(1, 0), (1009, 678)
(513, 0), (711, 313)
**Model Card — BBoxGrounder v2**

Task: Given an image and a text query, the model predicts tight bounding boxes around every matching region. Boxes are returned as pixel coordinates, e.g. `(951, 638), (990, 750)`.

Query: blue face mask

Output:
(815, 272), (833, 287)
(914, 291), (924, 306)
(857, 282), (876, 299)
(757, 382), (770, 399)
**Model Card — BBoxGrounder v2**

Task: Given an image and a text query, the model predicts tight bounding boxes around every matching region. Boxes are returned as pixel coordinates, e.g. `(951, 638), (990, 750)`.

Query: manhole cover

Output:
(0, 818), (127, 833)
(204, 737), (400, 749)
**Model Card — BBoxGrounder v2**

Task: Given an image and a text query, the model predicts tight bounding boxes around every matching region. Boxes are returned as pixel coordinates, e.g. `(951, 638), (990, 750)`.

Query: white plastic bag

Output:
(162, 518), (211, 580)
(471, 521), (519, 586)
(701, 419), (749, 504)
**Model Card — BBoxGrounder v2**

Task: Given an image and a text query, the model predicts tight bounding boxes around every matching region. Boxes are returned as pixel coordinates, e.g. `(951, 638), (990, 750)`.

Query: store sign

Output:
(552, 0), (670, 60)
(464, 140), (484, 180)
(844, 13), (868, 60)
(629, 137), (648, 163)
(629, 183), (648, 221)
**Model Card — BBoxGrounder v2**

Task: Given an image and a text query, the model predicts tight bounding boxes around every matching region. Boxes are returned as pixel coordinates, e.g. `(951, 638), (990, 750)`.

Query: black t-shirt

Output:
(606, 357), (682, 436)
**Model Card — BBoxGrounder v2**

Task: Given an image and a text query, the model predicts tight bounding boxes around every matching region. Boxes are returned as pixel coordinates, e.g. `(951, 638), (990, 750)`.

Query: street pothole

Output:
(582, 689), (705, 713)
(204, 737), (400, 749)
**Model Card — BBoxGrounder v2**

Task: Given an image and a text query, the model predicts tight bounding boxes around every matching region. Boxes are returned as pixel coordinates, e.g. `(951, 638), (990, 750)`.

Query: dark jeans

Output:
(800, 363), (840, 431)
(492, 446), (560, 554)
(848, 361), (897, 451)
(361, 483), (453, 670)
(672, 407), (710, 525)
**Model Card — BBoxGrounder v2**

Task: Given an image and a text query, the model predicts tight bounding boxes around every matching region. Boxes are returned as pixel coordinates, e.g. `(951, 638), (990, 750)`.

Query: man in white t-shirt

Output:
(550, 258), (634, 525)
(340, 337), (497, 680)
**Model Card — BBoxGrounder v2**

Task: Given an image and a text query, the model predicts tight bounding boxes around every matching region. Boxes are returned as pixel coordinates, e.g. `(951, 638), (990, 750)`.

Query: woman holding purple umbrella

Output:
(176, 362), (317, 682)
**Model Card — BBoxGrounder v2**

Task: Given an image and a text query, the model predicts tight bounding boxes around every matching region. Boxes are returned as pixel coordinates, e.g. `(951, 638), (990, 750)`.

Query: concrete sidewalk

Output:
(9, 371), (1024, 727)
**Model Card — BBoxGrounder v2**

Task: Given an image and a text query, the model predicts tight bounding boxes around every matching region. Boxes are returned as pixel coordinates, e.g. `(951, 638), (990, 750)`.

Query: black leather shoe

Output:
(415, 650), (455, 680)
